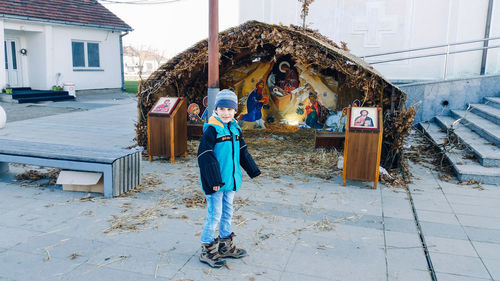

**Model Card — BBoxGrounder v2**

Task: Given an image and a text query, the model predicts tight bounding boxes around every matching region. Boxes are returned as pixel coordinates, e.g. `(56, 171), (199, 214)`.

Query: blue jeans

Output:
(201, 190), (235, 244)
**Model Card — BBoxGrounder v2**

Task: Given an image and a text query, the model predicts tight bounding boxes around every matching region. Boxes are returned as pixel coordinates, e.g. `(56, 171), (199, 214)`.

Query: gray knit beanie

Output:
(214, 89), (238, 111)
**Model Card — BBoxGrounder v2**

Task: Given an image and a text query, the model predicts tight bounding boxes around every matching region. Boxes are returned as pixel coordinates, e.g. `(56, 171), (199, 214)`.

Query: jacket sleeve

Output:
(198, 126), (224, 194)
(239, 133), (261, 178)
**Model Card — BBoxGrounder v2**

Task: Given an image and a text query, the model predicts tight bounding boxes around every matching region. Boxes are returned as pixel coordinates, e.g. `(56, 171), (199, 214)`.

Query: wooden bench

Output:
(0, 139), (142, 198)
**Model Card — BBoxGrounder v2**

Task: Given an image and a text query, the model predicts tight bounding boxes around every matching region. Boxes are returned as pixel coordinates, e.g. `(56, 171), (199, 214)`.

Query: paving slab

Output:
(0, 249), (83, 281)
(379, 193), (415, 220)
(451, 203), (500, 218)
(431, 252), (491, 279)
(445, 193), (500, 208)
(481, 258), (500, 280)
(388, 269), (432, 281)
(384, 230), (422, 249)
(0, 225), (41, 249)
(279, 271), (333, 281)
(284, 236), (386, 280)
(386, 247), (430, 278)
(0, 102), (136, 149)
(425, 236), (477, 257)
(435, 272), (491, 281)
(472, 241), (500, 261)
(463, 226), (500, 244)
(416, 209), (461, 225)
(173, 261), (284, 281)
(456, 214), (500, 230)
(383, 216), (420, 234)
(55, 262), (172, 281)
(10, 233), (108, 262)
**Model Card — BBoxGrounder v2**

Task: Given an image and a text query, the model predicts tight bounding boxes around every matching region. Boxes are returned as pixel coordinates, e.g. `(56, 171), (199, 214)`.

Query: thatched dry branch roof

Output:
(136, 20), (416, 169)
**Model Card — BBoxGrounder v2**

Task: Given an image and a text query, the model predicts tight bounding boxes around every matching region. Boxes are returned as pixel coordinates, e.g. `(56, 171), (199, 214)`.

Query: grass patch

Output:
(124, 80), (139, 93)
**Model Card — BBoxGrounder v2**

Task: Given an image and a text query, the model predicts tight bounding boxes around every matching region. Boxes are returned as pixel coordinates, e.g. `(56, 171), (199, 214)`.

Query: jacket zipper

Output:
(228, 122), (236, 191)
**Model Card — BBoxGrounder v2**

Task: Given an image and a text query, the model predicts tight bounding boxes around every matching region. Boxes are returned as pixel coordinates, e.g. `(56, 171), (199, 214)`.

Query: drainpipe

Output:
(206, 0), (219, 118)
(119, 31), (129, 91)
(480, 0), (494, 75)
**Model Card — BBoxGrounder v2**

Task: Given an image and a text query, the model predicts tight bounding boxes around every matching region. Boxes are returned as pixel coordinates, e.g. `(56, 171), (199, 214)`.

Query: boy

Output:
(197, 89), (261, 268)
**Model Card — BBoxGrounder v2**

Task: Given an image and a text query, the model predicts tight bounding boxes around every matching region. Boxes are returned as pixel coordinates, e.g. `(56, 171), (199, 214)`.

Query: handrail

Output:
(362, 36), (500, 59)
(360, 36), (500, 80)
(368, 44), (500, 64)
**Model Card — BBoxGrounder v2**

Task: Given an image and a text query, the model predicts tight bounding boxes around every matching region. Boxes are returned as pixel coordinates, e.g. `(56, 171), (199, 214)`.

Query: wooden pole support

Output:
(170, 117), (175, 163)
(373, 108), (383, 189)
(147, 116), (152, 162)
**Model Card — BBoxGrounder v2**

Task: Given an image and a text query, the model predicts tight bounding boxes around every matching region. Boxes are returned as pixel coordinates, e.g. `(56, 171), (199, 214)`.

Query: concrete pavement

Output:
(0, 94), (499, 280)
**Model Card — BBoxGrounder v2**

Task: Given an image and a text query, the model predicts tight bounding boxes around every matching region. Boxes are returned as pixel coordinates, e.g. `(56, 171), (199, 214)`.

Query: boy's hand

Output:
(213, 186), (220, 191)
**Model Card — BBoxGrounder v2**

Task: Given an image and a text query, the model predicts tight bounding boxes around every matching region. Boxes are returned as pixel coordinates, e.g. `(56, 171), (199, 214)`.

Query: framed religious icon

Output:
(349, 107), (379, 130)
(150, 97), (180, 116)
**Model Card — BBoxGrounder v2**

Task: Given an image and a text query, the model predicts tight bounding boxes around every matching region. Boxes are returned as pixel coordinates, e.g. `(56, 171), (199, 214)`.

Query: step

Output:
(451, 110), (500, 147)
(17, 95), (75, 104)
(9, 87), (32, 93)
(469, 103), (500, 125)
(419, 121), (500, 185)
(0, 93), (13, 103)
(434, 115), (500, 167)
(12, 90), (70, 99)
(485, 97), (500, 107)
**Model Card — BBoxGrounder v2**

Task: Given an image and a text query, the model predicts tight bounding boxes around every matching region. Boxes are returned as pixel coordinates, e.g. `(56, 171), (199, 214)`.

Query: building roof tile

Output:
(0, 0), (131, 30)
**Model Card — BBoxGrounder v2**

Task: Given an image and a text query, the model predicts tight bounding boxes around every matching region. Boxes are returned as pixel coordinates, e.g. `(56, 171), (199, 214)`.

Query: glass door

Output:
(4, 38), (22, 87)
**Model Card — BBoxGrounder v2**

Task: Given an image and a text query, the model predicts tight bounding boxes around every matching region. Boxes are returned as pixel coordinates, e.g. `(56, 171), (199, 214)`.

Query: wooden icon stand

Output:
(147, 97), (188, 163)
(342, 107), (383, 189)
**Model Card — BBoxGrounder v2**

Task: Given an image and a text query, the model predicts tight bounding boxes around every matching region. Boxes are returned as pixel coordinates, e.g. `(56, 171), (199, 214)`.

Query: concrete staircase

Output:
(419, 96), (500, 185)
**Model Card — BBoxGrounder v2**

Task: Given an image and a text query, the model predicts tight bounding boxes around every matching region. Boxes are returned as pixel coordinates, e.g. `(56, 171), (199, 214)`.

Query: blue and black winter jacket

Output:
(197, 116), (261, 195)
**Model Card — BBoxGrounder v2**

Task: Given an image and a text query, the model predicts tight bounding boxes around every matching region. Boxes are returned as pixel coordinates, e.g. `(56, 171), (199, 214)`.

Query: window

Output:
(87, 43), (100, 67)
(72, 42), (85, 67)
(72, 41), (100, 68)
(4, 41), (7, 69)
(11, 41), (17, 69)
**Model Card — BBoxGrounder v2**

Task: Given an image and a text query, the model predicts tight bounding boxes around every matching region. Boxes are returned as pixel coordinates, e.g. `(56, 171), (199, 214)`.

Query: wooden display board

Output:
(342, 107), (383, 189)
(147, 97), (187, 163)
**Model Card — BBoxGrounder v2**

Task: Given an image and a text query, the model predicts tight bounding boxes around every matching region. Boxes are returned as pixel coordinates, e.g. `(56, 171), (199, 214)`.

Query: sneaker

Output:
(218, 232), (247, 258)
(200, 240), (226, 268)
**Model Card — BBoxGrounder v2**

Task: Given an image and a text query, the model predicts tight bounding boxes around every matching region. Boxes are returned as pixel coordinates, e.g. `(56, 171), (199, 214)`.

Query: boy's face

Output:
(216, 107), (236, 123)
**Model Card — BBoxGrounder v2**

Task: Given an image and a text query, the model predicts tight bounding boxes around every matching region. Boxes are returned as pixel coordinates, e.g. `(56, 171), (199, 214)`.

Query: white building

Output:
(0, 0), (131, 91)
(123, 46), (167, 80)
(239, 0), (500, 81)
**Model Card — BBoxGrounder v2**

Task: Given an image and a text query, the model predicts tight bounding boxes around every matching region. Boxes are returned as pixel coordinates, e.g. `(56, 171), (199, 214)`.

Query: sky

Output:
(101, 0), (240, 59)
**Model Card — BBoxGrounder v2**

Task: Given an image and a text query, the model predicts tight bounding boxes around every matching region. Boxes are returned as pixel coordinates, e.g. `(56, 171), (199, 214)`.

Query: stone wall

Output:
(400, 74), (500, 123)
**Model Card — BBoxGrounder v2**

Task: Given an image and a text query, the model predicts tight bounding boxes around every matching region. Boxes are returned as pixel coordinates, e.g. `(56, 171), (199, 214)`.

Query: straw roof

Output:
(136, 21), (416, 169)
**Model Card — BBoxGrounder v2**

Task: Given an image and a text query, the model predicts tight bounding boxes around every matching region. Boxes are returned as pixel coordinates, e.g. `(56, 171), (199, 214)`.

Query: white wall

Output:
(51, 25), (122, 90)
(238, 0), (496, 81)
(486, 0), (500, 74)
(25, 32), (46, 89)
(0, 20), (6, 89)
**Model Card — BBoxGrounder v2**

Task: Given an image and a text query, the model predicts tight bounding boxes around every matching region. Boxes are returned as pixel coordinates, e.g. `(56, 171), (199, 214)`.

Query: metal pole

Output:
(480, 0), (494, 75)
(207, 0), (219, 117)
(0, 162), (8, 173)
(444, 44), (450, 80)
